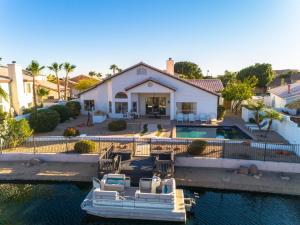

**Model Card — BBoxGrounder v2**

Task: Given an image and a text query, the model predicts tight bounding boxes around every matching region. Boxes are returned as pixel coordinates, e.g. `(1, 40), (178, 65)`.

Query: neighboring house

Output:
(79, 58), (223, 119)
(268, 82), (300, 108)
(269, 70), (300, 89)
(0, 63), (68, 115)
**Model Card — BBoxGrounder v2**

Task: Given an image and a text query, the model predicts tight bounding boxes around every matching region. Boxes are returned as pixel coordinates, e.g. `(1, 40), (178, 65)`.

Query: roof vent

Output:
(12, 61), (16, 63)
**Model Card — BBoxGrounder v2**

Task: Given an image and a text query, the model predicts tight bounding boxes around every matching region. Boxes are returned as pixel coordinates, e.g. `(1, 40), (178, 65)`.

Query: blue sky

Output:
(0, 0), (300, 77)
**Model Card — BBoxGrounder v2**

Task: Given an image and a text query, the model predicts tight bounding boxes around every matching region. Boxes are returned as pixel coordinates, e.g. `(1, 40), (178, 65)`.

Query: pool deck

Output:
(175, 167), (300, 196)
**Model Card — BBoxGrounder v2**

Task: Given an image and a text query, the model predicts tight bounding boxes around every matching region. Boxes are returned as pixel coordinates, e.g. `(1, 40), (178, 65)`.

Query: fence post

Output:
(263, 142), (267, 161)
(149, 138), (152, 154)
(33, 135), (36, 154)
(222, 140), (225, 158)
(98, 138), (101, 156)
(133, 138), (136, 156)
(186, 139), (189, 152)
(65, 138), (68, 152)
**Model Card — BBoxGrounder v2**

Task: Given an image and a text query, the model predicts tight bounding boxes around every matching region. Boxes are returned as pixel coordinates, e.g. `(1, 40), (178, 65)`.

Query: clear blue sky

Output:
(0, 0), (299, 77)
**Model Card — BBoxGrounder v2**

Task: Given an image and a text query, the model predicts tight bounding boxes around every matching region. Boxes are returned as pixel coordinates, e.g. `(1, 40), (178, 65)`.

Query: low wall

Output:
(0, 153), (99, 163)
(175, 156), (300, 174)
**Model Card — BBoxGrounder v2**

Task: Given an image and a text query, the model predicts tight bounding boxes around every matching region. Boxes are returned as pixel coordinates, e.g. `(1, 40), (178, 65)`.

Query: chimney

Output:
(7, 63), (26, 115)
(288, 84), (291, 94)
(166, 58), (174, 75)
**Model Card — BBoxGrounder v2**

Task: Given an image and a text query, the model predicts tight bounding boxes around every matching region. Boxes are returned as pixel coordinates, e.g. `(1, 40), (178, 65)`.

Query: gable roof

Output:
(187, 79), (224, 93)
(269, 82), (300, 99)
(125, 77), (177, 91)
(79, 62), (220, 96)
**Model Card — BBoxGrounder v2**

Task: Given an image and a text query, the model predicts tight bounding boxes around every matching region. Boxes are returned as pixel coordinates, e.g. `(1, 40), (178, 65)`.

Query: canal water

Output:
(0, 182), (299, 225)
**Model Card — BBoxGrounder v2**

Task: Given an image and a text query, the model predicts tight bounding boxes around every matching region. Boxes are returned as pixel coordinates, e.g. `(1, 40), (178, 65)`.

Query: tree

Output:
(27, 60), (45, 108)
(48, 63), (63, 99)
(47, 74), (56, 83)
(222, 77), (257, 114)
(75, 78), (99, 91)
(217, 70), (237, 86)
(174, 61), (203, 79)
(263, 109), (283, 137)
(63, 63), (76, 100)
(88, 71), (102, 78)
(0, 86), (8, 102)
(110, 64), (119, 75)
(237, 63), (275, 88)
(36, 88), (49, 106)
(247, 100), (265, 130)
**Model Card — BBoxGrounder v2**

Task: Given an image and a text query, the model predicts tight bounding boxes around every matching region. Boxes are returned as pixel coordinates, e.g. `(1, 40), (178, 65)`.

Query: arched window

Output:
(115, 92), (127, 99)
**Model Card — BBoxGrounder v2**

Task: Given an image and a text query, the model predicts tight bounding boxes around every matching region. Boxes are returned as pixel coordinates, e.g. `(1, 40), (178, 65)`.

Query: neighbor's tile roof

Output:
(36, 80), (68, 91)
(187, 79), (224, 93)
(268, 82), (300, 99)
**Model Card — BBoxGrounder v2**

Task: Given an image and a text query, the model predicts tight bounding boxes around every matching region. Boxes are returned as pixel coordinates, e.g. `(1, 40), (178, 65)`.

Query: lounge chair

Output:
(183, 114), (189, 122)
(188, 113), (195, 123)
(199, 113), (208, 123)
(176, 113), (183, 122)
(248, 122), (269, 132)
(246, 119), (269, 130)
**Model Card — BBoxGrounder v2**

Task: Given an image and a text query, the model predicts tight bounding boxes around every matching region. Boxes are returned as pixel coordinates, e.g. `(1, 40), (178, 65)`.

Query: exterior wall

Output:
(270, 93), (286, 108)
(0, 83), (10, 112)
(80, 65), (219, 118)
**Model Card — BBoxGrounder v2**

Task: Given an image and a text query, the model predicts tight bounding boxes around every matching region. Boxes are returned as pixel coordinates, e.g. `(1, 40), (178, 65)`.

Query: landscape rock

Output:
(249, 164), (259, 176)
(238, 166), (249, 175)
(26, 158), (43, 167)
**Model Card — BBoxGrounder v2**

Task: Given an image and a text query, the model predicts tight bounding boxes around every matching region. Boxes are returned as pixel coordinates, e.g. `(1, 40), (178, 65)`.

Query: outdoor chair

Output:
(176, 113), (183, 122)
(199, 113), (208, 123)
(248, 122), (269, 132)
(246, 119), (269, 130)
(188, 113), (195, 123)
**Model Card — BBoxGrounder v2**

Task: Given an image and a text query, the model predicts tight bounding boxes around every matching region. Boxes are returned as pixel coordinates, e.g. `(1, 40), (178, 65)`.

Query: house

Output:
(79, 58), (223, 120)
(268, 82), (300, 108)
(0, 62), (68, 115)
(269, 70), (300, 89)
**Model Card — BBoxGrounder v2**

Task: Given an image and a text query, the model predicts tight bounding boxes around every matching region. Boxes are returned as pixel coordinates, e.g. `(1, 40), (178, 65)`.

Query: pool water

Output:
(0, 182), (299, 225)
(176, 126), (251, 139)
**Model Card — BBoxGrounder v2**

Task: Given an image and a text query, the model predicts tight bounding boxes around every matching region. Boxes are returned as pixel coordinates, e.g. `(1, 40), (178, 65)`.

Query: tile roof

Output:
(36, 80), (68, 91)
(268, 82), (300, 99)
(187, 79), (224, 93)
(125, 77), (177, 91)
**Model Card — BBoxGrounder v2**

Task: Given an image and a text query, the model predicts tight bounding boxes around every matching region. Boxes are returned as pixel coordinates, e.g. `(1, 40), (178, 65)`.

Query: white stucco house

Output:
(0, 62), (68, 115)
(269, 82), (300, 109)
(79, 59), (223, 120)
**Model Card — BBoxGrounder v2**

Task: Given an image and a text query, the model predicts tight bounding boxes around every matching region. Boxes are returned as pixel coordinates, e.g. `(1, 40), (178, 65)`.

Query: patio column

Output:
(127, 92), (132, 113)
(170, 91), (175, 120)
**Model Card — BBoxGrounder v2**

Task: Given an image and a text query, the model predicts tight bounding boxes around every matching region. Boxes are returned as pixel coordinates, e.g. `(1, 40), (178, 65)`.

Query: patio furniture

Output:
(248, 122), (269, 132)
(188, 113), (195, 123)
(176, 113), (183, 122)
(183, 114), (189, 121)
(199, 113), (208, 123)
(209, 113), (217, 122)
(246, 119), (269, 130)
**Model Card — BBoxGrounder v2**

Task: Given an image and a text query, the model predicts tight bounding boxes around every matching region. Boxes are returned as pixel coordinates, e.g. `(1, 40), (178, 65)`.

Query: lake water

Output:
(0, 182), (299, 225)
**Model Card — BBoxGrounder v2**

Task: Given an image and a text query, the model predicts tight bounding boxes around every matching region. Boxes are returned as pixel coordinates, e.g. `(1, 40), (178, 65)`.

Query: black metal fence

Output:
(1, 136), (300, 164)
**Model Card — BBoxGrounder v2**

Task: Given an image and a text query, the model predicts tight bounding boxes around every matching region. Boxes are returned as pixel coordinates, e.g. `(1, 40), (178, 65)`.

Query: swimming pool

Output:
(176, 125), (252, 139)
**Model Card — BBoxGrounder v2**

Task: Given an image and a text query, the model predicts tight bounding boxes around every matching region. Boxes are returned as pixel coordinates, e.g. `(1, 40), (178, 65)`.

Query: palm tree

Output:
(263, 109), (283, 137)
(110, 64), (118, 75)
(247, 100), (265, 130)
(36, 88), (49, 106)
(48, 63), (63, 100)
(27, 60), (45, 107)
(63, 62), (76, 100)
(0, 86), (8, 103)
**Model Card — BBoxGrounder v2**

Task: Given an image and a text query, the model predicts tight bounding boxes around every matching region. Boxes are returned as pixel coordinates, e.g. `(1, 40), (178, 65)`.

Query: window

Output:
(115, 102), (128, 114)
(137, 67), (147, 75)
(115, 92), (127, 99)
(176, 102), (197, 114)
(132, 101), (137, 113)
(24, 83), (31, 93)
(84, 100), (95, 111)
(109, 101), (112, 113)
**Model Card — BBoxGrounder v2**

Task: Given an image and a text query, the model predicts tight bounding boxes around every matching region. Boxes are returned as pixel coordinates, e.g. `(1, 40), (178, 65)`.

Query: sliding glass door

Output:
(146, 97), (166, 115)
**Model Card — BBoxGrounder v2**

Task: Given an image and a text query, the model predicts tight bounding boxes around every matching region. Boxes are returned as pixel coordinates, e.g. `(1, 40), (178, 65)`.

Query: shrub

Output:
(63, 127), (80, 137)
(22, 105), (42, 115)
(248, 118), (256, 124)
(140, 124), (148, 136)
(65, 101), (81, 118)
(49, 105), (70, 122)
(74, 140), (96, 153)
(0, 118), (32, 147)
(217, 105), (226, 120)
(187, 140), (207, 156)
(108, 120), (127, 131)
(29, 109), (60, 132)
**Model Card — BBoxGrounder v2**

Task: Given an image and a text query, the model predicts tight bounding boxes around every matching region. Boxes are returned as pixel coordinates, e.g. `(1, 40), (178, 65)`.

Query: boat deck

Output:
(175, 189), (185, 213)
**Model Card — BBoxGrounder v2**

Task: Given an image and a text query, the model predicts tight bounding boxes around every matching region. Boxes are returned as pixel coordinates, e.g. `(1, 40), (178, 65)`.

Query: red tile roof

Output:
(187, 79), (224, 93)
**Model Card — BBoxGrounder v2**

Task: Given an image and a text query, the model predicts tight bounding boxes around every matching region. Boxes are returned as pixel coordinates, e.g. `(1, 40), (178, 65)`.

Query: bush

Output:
(249, 118), (256, 124)
(63, 127), (80, 137)
(22, 105), (42, 115)
(0, 118), (32, 147)
(217, 105), (226, 120)
(65, 101), (81, 118)
(74, 140), (96, 153)
(187, 140), (207, 156)
(49, 105), (70, 122)
(29, 109), (60, 132)
(108, 120), (127, 131)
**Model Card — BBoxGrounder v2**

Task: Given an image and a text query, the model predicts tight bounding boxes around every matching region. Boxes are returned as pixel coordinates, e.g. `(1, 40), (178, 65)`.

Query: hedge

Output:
(29, 109), (60, 132)
(49, 105), (70, 123)
(108, 120), (127, 131)
(187, 140), (207, 156)
(65, 101), (81, 118)
(74, 140), (96, 153)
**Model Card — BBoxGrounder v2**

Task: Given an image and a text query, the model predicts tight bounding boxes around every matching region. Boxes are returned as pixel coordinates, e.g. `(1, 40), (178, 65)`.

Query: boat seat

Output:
(93, 188), (119, 200)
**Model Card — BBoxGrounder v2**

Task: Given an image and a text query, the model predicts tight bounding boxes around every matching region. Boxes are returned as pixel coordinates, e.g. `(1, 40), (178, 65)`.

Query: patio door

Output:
(145, 97), (166, 115)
